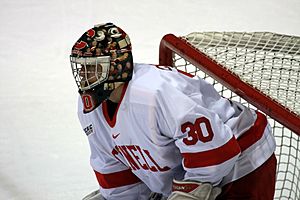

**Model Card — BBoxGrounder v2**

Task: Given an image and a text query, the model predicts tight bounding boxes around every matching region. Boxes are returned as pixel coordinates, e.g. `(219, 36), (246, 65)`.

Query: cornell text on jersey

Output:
(112, 145), (171, 172)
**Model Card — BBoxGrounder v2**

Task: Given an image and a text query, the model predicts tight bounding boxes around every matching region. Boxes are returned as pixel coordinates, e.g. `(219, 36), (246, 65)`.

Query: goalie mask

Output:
(70, 23), (133, 113)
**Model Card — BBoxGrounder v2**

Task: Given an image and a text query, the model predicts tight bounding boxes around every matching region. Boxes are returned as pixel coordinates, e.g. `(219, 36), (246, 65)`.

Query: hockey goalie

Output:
(69, 23), (277, 200)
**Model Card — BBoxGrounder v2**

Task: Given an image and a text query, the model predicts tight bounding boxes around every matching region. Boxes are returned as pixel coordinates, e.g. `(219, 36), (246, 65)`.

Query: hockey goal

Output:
(159, 32), (300, 200)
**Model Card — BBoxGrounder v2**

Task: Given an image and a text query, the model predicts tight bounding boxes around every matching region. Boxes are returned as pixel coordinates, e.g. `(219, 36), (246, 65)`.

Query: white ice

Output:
(0, 0), (299, 199)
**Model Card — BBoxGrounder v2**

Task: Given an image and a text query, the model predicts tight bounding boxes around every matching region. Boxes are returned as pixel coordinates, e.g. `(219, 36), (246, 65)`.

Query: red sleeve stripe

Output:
(237, 111), (268, 151)
(182, 136), (241, 168)
(94, 169), (141, 189)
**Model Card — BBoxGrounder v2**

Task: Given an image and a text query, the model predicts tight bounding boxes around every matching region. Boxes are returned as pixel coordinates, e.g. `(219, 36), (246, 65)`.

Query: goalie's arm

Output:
(88, 142), (151, 199)
(155, 70), (242, 185)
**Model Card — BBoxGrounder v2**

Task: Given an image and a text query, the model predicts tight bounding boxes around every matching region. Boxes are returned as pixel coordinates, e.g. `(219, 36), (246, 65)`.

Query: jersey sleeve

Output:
(88, 137), (151, 200)
(77, 98), (151, 200)
(155, 71), (241, 186)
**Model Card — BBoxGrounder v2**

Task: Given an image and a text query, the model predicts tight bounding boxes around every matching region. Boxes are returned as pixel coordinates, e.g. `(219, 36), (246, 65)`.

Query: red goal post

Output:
(159, 32), (300, 200)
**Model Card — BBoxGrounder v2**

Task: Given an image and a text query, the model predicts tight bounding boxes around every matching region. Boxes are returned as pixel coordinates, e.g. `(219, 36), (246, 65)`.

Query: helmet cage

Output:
(70, 56), (111, 91)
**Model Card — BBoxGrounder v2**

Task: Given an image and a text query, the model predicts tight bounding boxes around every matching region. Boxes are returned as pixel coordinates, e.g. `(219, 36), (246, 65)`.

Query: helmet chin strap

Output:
(108, 82), (125, 103)
(80, 84), (112, 113)
(79, 82), (123, 113)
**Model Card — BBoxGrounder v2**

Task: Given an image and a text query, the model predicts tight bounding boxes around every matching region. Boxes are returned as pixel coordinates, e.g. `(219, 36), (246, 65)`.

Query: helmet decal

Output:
(71, 23), (132, 58)
(87, 29), (96, 38)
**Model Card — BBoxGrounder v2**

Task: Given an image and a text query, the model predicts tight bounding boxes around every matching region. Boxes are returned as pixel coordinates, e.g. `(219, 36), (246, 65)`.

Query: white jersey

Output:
(78, 63), (276, 200)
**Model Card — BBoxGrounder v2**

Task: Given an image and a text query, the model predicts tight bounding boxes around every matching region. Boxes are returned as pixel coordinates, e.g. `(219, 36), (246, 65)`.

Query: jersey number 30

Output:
(181, 117), (214, 145)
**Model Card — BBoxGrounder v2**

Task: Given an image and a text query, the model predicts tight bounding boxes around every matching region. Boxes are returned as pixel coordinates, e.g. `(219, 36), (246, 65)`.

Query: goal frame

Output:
(159, 33), (300, 136)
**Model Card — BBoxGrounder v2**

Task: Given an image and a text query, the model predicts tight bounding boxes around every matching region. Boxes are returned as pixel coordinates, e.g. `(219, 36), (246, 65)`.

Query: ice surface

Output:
(0, 0), (299, 199)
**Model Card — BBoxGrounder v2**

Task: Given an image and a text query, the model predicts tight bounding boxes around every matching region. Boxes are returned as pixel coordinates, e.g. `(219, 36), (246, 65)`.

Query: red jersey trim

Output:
(237, 111), (268, 151)
(177, 69), (194, 78)
(154, 64), (194, 78)
(94, 169), (141, 189)
(102, 83), (129, 128)
(182, 136), (241, 168)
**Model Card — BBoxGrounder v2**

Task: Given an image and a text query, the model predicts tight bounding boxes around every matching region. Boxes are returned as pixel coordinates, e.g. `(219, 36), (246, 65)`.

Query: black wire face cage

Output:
(70, 56), (111, 91)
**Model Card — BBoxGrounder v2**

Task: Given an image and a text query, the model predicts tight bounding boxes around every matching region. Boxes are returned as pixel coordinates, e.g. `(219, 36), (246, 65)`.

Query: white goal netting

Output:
(170, 32), (300, 200)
